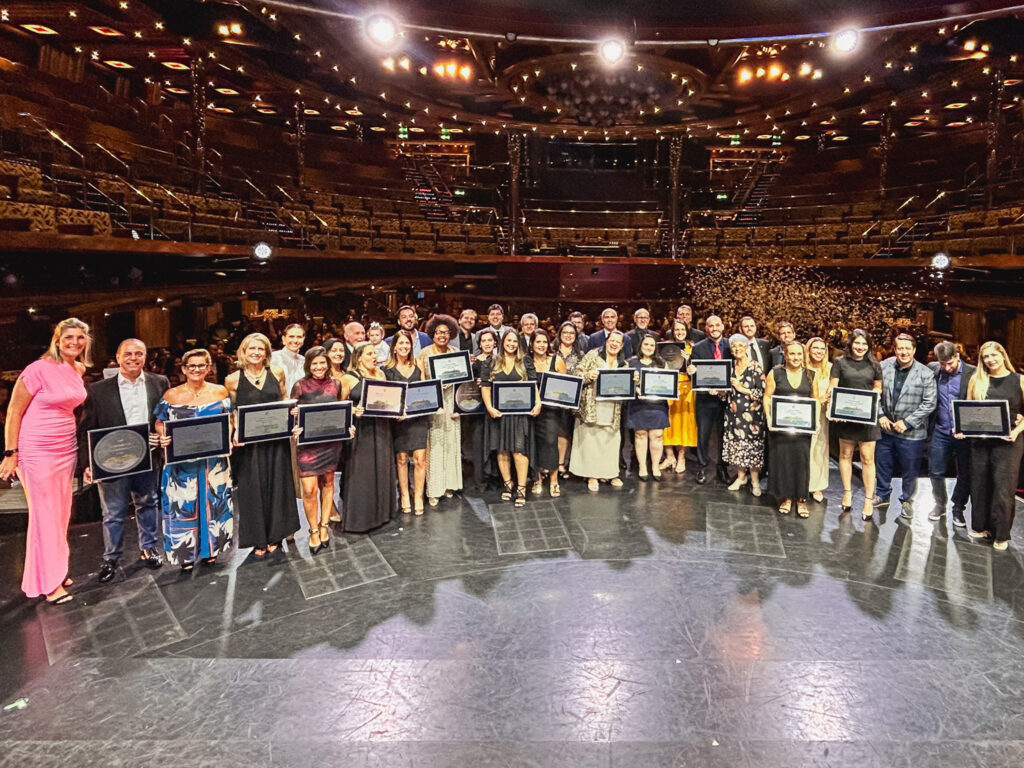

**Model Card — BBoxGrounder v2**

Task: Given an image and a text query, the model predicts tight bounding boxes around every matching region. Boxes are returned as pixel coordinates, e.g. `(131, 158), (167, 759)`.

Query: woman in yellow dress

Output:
(660, 320), (698, 474)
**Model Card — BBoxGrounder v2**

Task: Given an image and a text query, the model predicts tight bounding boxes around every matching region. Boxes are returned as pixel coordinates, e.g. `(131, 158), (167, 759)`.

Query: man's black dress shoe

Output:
(98, 560), (117, 583)
(696, 469), (708, 484)
(139, 549), (163, 569)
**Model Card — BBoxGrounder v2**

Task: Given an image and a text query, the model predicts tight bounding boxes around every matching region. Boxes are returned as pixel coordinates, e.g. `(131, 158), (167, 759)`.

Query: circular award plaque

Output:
(659, 343), (685, 372)
(93, 429), (148, 474)
(455, 381), (482, 412)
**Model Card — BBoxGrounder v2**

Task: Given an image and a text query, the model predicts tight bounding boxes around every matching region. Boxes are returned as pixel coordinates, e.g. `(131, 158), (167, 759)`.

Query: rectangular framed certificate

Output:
(164, 413), (230, 465)
(639, 368), (679, 401)
(769, 396), (819, 435)
(492, 381), (537, 413)
(454, 380), (486, 415)
(361, 379), (406, 418)
(404, 380), (443, 417)
(88, 423), (152, 482)
(236, 399), (295, 445)
(427, 350), (473, 385)
(690, 359), (732, 391)
(296, 401), (353, 445)
(538, 372), (583, 409)
(828, 387), (880, 424)
(657, 342), (687, 372)
(595, 369), (636, 401)
(953, 399), (1010, 438)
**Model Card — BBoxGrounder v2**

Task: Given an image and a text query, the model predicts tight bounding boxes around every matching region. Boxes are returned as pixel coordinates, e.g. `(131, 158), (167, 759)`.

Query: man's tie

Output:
(713, 341), (722, 360)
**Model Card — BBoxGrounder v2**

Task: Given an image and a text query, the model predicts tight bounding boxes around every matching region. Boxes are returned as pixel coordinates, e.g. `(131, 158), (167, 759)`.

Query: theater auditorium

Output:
(1, 1), (1024, 765)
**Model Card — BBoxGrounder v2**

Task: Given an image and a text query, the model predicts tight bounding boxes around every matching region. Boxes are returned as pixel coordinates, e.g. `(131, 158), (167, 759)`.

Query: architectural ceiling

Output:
(1, 1), (1023, 146)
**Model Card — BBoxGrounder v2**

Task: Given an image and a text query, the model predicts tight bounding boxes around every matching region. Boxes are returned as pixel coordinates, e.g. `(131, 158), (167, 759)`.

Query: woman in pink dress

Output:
(0, 318), (90, 604)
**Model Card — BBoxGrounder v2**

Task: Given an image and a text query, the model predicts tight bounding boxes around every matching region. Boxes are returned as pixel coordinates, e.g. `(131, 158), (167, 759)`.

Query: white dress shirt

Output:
(117, 372), (149, 426)
(747, 337), (764, 369)
(271, 348), (305, 396)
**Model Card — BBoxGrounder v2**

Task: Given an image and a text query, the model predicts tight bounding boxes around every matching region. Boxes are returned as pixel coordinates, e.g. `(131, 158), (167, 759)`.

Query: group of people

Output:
(1, 303), (1022, 606)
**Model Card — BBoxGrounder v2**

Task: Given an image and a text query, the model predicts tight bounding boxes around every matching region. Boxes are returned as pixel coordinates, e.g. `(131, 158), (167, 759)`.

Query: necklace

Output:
(244, 366), (267, 389)
(186, 384), (205, 401)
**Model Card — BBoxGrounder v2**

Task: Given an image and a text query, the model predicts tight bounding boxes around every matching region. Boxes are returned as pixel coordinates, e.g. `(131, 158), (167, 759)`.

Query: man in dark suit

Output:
(589, 307), (633, 358)
(927, 340), (976, 526)
(78, 339), (169, 582)
(688, 315), (731, 484)
(625, 307), (658, 354)
(768, 320), (796, 367)
(739, 315), (772, 372)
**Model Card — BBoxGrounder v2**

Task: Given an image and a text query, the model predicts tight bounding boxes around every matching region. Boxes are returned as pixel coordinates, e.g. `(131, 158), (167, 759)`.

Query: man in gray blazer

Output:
(78, 339), (169, 582)
(927, 341), (976, 526)
(873, 333), (937, 519)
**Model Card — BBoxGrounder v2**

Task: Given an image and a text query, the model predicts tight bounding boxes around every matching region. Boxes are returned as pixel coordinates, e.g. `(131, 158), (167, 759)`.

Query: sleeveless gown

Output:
(768, 366), (813, 501)
(233, 373), (299, 548)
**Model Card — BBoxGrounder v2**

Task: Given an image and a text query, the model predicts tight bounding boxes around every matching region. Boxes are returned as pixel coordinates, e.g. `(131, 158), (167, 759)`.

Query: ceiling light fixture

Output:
(599, 38), (626, 65)
(832, 28), (859, 54)
(365, 14), (399, 49)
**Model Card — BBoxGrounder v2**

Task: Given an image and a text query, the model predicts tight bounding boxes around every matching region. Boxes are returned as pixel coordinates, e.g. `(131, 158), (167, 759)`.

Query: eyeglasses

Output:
(185, 363), (209, 370)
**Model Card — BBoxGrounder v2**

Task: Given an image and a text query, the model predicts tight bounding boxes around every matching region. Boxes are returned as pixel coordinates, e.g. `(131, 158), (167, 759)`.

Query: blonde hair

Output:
(804, 336), (831, 385)
(236, 333), (272, 369)
(970, 340), (1016, 400)
(44, 317), (93, 367)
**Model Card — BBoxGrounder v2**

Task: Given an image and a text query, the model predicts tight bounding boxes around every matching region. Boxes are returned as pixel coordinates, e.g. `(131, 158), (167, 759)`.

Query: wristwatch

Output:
(3, 449), (17, 458)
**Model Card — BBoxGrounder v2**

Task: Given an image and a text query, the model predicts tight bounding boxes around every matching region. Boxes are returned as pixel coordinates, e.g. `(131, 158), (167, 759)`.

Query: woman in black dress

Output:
(384, 330), (428, 515)
(529, 328), (567, 496)
(964, 341), (1024, 550)
(225, 333), (299, 558)
(339, 342), (398, 533)
(291, 346), (347, 553)
(554, 321), (584, 479)
(764, 341), (816, 518)
(481, 329), (541, 507)
(325, 338), (347, 386)
(627, 333), (670, 481)
(465, 329), (499, 489)
(827, 329), (883, 520)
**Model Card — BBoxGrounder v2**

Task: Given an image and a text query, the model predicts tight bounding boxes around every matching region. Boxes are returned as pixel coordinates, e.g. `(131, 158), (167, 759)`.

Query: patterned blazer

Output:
(879, 357), (937, 440)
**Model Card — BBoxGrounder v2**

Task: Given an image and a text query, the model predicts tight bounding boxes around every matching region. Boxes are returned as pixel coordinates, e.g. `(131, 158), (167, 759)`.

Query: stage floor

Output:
(2, 474), (1024, 767)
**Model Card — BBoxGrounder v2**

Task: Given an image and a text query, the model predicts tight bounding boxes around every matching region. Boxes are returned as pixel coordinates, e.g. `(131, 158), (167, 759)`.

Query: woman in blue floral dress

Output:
(154, 349), (234, 570)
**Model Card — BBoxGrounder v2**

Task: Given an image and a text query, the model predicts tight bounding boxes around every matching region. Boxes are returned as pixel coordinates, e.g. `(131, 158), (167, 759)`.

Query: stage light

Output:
(459, 65), (473, 80)
(365, 14), (399, 48)
(599, 39), (626, 65)
(798, 62), (812, 76)
(253, 241), (273, 260)
(931, 252), (950, 270)
(832, 28), (859, 53)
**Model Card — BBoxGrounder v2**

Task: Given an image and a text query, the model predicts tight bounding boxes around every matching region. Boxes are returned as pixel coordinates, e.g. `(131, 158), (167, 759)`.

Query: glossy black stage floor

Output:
(1, 473), (1024, 767)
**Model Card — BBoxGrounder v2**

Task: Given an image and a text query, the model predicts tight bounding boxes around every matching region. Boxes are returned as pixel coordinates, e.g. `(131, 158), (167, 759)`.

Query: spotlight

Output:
(504, 31), (517, 42)
(253, 241), (273, 261)
(832, 28), (859, 53)
(365, 14), (399, 48)
(599, 38), (626, 65)
(931, 252), (950, 270)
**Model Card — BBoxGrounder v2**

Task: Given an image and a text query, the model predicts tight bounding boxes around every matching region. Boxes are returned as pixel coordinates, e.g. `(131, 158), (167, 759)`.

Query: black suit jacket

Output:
(77, 372), (170, 472)
(768, 345), (787, 368)
(686, 327), (705, 343)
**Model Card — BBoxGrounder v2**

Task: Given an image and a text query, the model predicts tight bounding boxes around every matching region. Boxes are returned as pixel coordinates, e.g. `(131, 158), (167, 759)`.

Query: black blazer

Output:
(77, 372), (170, 472)
(626, 328), (659, 355)
(686, 327), (705, 344)
(768, 344), (787, 368)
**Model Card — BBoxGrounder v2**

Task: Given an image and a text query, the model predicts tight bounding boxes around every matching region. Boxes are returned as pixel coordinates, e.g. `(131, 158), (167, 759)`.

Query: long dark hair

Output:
(633, 331), (666, 368)
(556, 321), (583, 358)
(324, 337), (346, 373)
(384, 329), (416, 369)
(302, 346), (328, 378)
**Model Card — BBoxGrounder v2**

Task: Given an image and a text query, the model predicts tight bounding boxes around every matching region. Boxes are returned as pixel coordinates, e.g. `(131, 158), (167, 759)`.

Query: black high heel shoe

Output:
(318, 523), (331, 550)
(841, 490), (853, 514)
